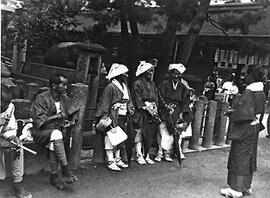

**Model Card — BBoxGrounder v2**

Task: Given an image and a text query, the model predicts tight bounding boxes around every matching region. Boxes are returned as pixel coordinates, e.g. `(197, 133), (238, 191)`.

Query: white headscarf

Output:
(135, 61), (154, 77)
(106, 63), (129, 81)
(168, 63), (186, 74)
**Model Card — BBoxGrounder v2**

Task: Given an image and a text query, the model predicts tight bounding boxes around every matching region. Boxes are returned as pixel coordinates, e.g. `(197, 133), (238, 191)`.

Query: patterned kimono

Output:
(159, 80), (191, 125)
(95, 81), (134, 124)
(95, 80), (134, 149)
(227, 82), (265, 192)
(29, 90), (75, 145)
(132, 75), (164, 154)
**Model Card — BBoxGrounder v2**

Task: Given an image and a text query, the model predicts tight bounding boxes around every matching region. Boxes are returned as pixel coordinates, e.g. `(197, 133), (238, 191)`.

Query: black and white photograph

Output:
(1, 0), (270, 197)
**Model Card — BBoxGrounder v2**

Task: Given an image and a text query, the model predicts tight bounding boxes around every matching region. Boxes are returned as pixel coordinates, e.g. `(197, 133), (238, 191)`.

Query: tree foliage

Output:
(217, 10), (267, 34)
(214, 9), (270, 56)
(81, 0), (155, 41)
(7, 0), (83, 49)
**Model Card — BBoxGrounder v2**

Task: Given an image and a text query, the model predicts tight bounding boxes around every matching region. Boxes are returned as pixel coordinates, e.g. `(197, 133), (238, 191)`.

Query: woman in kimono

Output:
(221, 65), (266, 198)
(156, 63), (191, 162)
(132, 61), (166, 165)
(95, 63), (134, 171)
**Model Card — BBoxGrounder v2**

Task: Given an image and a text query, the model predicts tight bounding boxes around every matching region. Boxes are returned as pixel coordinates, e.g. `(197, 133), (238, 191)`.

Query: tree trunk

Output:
(119, 0), (129, 65)
(127, 0), (140, 86)
(154, 0), (184, 85)
(178, 0), (211, 65)
(155, 16), (179, 84)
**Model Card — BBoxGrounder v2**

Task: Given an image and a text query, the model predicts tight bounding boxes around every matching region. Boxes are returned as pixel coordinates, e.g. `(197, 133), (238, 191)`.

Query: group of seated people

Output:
(1, 60), (194, 197)
(1, 74), (78, 197)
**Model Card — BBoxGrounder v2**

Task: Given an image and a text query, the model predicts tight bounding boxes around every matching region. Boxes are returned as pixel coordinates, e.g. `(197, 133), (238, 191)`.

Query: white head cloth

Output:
(135, 61), (154, 77)
(106, 63), (129, 81)
(168, 63), (186, 74)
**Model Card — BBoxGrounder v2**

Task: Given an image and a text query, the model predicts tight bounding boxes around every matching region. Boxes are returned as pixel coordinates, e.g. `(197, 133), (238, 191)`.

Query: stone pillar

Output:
(12, 43), (19, 73)
(202, 100), (217, 148)
(92, 130), (106, 165)
(214, 101), (229, 146)
(67, 83), (89, 169)
(188, 99), (204, 150)
(11, 99), (32, 136)
(26, 82), (40, 101)
(11, 85), (21, 99)
(15, 79), (27, 98)
(12, 99), (32, 119)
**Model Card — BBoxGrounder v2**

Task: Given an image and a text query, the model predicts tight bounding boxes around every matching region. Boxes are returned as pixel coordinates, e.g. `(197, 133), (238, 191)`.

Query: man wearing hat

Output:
(132, 61), (165, 165)
(156, 63), (191, 162)
(1, 79), (32, 198)
(95, 63), (134, 171)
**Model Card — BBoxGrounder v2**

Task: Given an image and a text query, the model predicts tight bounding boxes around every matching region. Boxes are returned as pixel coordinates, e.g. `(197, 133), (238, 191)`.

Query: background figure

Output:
(222, 74), (239, 104)
(1, 84), (32, 198)
(157, 63), (191, 162)
(203, 76), (216, 100)
(30, 74), (78, 190)
(147, 58), (158, 81)
(132, 61), (164, 165)
(221, 65), (266, 198)
(95, 63), (134, 171)
(216, 76), (223, 93)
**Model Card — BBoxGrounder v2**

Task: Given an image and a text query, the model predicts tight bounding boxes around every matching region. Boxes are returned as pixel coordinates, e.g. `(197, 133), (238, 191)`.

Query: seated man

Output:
(29, 73), (78, 190)
(0, 83), (32, 198)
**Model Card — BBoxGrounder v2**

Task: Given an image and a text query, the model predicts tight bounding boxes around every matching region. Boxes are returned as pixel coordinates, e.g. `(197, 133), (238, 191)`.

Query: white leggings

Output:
(48, 129), (63, 151)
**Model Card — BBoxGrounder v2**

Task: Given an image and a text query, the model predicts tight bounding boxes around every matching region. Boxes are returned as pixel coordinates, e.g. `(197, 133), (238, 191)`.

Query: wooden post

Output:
(202, 100), (217, 148)
(199, 95), (208, 137)
(214, 101), (229, 146)
(188, 99), (204, 150)
(68, 83), (89, 169)
(26, 82), (40, 101)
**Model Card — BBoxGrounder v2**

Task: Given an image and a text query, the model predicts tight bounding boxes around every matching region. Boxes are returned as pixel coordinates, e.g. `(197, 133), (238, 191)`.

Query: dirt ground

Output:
(1, 128), (270, 198)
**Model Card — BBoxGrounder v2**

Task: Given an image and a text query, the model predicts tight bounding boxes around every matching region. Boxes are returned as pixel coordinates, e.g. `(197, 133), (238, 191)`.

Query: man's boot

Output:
(13, 182), (32, 198)
(49, 174), (66, 190)
(53, 139), (78, 184)
(62, 165), (78, 184)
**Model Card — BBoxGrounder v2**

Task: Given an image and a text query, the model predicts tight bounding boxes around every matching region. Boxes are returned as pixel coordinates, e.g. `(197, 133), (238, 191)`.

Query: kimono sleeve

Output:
(182, 86), (191, 113)
(230, 89), (255, 123)
(133, 81), (146, 109)
(127, 89), (135, 114)
(158, 81), (167, 98)
(30, 95), (50, 128)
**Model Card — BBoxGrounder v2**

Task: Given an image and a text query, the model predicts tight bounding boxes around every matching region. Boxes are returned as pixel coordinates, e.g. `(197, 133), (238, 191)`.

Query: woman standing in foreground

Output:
(221, 65), (266, 198)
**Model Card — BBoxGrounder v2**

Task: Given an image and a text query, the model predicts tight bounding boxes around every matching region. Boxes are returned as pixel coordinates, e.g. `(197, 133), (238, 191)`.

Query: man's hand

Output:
(111, 102), (121, 110)
(7, 136), (22, 160)
(7, 135), (21, 145)
(224, 108), (235, 116)
(128, 109), (135, 116)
